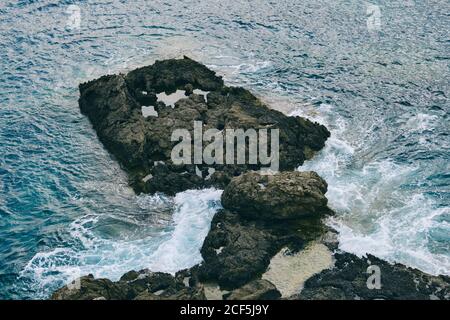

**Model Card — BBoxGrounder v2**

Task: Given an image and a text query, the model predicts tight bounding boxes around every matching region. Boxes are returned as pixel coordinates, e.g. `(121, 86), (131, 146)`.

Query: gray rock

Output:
(198, 210), (282, 290)
(221, 171), (329, 220)
(51, 269), (206, 300)
(78, 57), (330, 195)
(225, 279), (281, 300)
(297, 252), (450, 300)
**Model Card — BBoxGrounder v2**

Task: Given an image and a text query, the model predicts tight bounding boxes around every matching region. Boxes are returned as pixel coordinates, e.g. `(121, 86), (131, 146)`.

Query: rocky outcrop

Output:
(51, 275), (128, 300)
(53, 57), (450, 301)
(197, 171), (331, 289)
(296, 252), (450, 300)
(51, 269), (206, 300)
(51, 171), (450, 300)
(221, 171), (330, 220)
(78, 57), (330, 195)
(197, 209), (282, 289)
(52, 171), (332, 300)
(53, 58), (332, 300)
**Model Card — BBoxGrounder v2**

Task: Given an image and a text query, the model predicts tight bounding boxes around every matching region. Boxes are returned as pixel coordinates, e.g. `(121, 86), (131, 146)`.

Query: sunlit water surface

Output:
(0, 0), (448, 299)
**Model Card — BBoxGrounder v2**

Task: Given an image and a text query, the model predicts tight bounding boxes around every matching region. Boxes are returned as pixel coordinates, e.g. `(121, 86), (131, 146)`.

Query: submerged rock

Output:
(225, 279), (281, 300)
(221, 171), (329, 220)
(78, 57), (330, 195)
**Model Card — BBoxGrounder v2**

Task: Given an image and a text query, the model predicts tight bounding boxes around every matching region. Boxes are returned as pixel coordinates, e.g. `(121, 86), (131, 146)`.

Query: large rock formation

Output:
(52, 58), (449, 301)
(52, 171), (332, 299)
(51, 275), (128, 300)
(197, 171), (331, 289)
(78, 57), (330, 195)
(221, 171), (329, 220)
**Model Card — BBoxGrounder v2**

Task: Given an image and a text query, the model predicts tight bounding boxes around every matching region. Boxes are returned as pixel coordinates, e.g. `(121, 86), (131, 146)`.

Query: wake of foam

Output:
(20, 188), (222, 299)
(145, 189), (223, 273)
(292, 103), (450, 276)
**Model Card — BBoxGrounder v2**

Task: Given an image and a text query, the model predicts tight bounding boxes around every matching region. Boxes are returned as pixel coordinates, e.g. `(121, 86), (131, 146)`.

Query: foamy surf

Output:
(292, 103), (450, 276)
(20, 188), (222, 299)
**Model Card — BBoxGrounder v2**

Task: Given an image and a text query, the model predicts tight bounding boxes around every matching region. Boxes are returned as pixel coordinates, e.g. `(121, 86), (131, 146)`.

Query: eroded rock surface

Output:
(197, 171), (332, 289)
(225, 279), (281, 300)
(296, 252), (450, 300)
(78, 57), (330, 195)
(52, 58), (449, 301)
(221, 171), (330, 220)
(51, 269), (205, 300)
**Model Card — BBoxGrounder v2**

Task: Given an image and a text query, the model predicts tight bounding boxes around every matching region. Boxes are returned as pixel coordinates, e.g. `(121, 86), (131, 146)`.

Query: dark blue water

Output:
(0, 0), (448, 299)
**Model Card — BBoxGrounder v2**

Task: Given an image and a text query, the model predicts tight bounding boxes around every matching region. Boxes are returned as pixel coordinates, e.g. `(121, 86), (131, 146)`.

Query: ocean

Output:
(0, 0), (448, 299)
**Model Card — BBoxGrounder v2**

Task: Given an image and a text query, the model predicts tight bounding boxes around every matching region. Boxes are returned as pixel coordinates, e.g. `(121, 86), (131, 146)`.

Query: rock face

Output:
(51, 170), (450, 300)
(78, 57), (330, 195)
(297, 252), (450, 300)
(52, 57), (449, 301)
(51, 171), (333, 300)
(197, 171), (331, 289)
(198, 209), (282, 289)
(51, 269), (206, 300)
(221, 171), (329, 220)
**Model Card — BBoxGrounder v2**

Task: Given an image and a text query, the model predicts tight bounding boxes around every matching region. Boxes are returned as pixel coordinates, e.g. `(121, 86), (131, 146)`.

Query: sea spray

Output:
(20, 189), (222, 298)
(292, 103), (450, 276)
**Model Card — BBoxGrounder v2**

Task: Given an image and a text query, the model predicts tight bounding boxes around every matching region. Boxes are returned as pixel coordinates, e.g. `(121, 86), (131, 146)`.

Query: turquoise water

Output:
(0, 0), (448, 299)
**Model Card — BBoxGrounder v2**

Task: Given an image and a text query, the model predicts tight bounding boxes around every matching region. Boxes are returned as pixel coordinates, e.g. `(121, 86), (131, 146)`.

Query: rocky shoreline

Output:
(52, 58), (449, 300)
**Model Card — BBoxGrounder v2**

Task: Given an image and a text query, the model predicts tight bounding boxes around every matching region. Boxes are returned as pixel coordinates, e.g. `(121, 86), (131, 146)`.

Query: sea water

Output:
(0, 0), (448, 299)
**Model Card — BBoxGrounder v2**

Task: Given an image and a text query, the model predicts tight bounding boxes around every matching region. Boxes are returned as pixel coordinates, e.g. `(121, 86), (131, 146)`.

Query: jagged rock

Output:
(197, 171), (332, 290)
(198, 210), (282, 290)
(49, 56), (449, 302)
(78, 57), (330, 195)
(133, 291), (161, 300)
(221, 171), (329, 220)
(51, 275), (127, 300)
(120, 270), (178, 299)
(51, 269), (206, 300)
(197, 208), (328, 290)
(225, 279), (281, 300)
(197, 171), (331, 293)
(297, 252), (450, 300)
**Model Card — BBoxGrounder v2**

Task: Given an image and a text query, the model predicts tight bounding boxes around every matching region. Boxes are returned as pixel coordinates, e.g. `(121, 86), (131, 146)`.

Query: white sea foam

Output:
(20, 188), (222, 298)
(145, 189), (223, 273)
(292, 103), (450, 276)
(403, 113), (439, 133)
